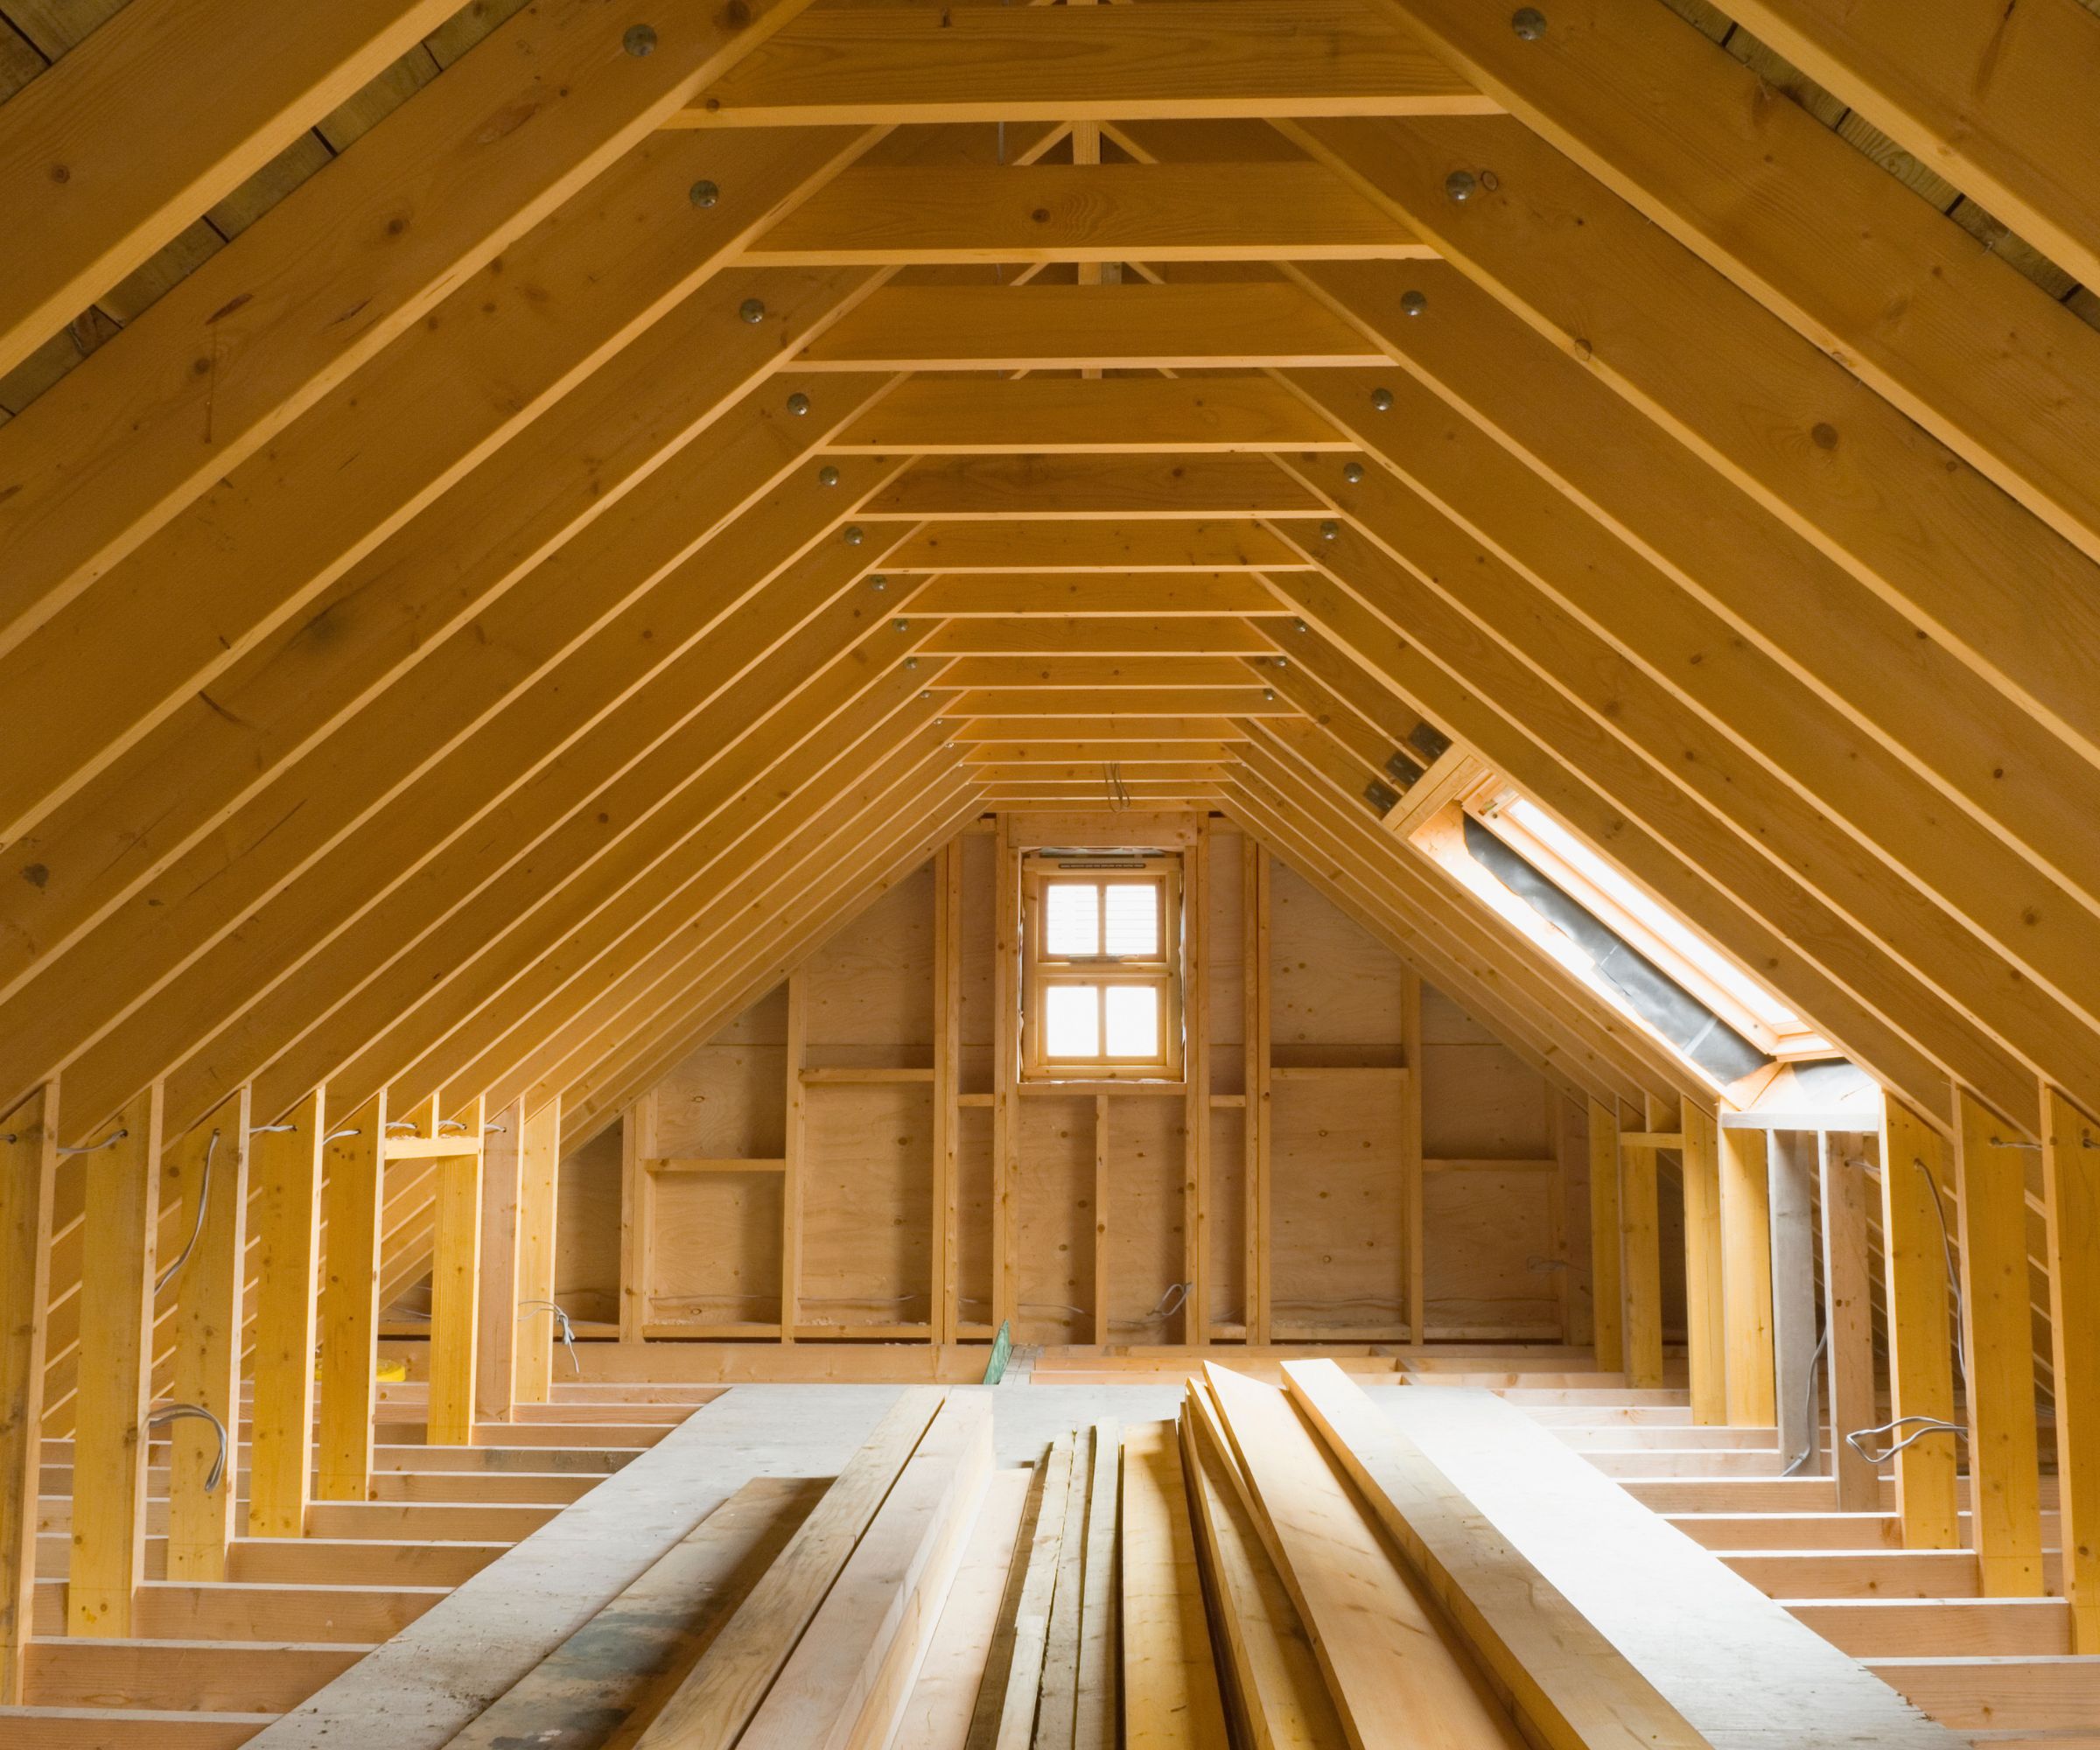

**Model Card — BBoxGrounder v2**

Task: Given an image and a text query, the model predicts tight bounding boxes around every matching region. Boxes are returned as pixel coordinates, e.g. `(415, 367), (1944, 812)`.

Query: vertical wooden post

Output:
(514, 1096), (562, 1404)
(2044, 1088), (2100, 1649)
(1681, 1106), (1726, 1424)
(1878, 1096), (1961, 1548)
(248, 1089), (325, 1537)
(428, 1094), (485, 1446)
(619, 1087), (655, 1345)
(1242, 840), (1272, 1346)
(993, 814), (1020, 1334)
(1183, 817), (1210, 1348)
(0, 1084), (58, 1702)
(1956, 1093), (2045, 1596)
(317, 1093), (385, 1503)
(1819, 1136), (1879, 1510)
(1587, 1099), (1623, 1373)
(165, 1089), (250, 1581)
(1770, 1131), (1823, 1474)
(933, 842), (962, 1348)
(1620, 1107), (1664, 1390)
(70, 1083), (163, 1636)
(1094, 1096), (1112, 1348)
(782, 982), (806, 1344)
(476, 1097), (523, 1424)
(1399, 970), (1424, 1345)
(1719, 1124), (1776, 1426)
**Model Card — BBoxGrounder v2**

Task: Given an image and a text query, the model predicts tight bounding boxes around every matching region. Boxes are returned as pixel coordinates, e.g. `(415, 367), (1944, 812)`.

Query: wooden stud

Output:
(1819, 1136), (1879, 1511)
(164, 1088), (249, 1582)
(1244, 840), (1273, 1347)
(247, 1088), (325, 1538)
(427, 1095), (485, 1446)
(1878, 1096), (1961, 1549)
(933, 843), (962, 1348)
(476, 1097), (524, 1424)
(1096, 1097), (1113, 1348)
(1769, 1131), (1823, 1477)
(1955, 1093), (2045, 1597)
(316, 1093), (385, 1504)
(993, 814), (1020, 1334)
(1718, 1125), (1777, 1428)
(68, 1083), (162, 1636)
(1620, 1114), (1665, 1390)
(1184, 815), (1211, 1346)
(1682, 1106), (1726, 1427)
(2044, 1087), (2100, 1650)
(620, 1090), (658, 1346)
(782, 980), (806, 1345)
(1400, 969), (1424, 1342)
(514, 1095), (563, 1405)
(0, 1083), (58, 1702)
(1586, 1100), (1623, 1374)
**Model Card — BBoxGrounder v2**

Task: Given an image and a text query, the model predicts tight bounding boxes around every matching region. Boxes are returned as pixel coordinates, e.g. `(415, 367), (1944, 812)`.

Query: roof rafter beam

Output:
(0, 0), (462, 380)
(0, 0), (821, 673)
(1362, 0), (2100, 567)
(859, 454), (1326, 521)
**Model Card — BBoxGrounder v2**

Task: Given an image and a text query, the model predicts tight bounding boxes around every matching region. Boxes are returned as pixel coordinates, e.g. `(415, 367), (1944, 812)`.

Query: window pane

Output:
(1104, 985), (1159, 1058)
(1046, 884), (1100, 956)
(1102, 882), (1158, 956)
(1045, 984), (1100, 1056)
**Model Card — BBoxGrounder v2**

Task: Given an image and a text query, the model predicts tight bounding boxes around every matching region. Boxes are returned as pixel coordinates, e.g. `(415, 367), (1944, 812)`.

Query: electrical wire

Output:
(1844, 1151), (1969, 1465)
(156, 1129), (220, 1294)
(56, 1126), (128, 1156)
(148, 1404), (228, 1493)
(517, 1299), (581, 1376)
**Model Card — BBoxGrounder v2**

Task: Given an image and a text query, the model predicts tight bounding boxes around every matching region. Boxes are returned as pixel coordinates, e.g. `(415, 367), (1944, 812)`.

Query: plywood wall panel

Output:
(554, 1126), (620, 1325)
(1207, 1104), (1247, 1329)
(1018, 1096), (1093, 1345)
(806, 867), (934, 1051)
(1270, 1081), (1406, 1335)
(649, 1173), (783, 1325)
(1422, 1166), (1559, 1337)
(800, 1084), (933, 1326)
(1103, 1098), (1184, 1340)
(653, 990), (788, 1160)
(1268, 862), (1404, 1050)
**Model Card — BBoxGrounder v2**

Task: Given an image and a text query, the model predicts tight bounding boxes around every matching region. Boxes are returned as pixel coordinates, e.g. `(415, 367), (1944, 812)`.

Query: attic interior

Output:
(3, 0), (2099, 1744)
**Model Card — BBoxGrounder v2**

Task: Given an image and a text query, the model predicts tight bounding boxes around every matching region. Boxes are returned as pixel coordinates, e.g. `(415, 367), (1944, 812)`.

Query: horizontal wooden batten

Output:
(882, 522), (1319, 572)
(858, 456), (1325, 521)
(905, 576), (1291, 615)
(745, 162), (1433, 263)
(797, 285), (1396, 371)
(643, 1157), (789, 1175)
(830, 377), (1354, 455)
(677, 3), (1496, 125)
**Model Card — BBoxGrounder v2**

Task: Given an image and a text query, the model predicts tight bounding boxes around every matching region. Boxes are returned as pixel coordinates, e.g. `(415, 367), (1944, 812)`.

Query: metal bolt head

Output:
(843, 525), (864, 546)
(623, 24), (657, 55)
(1400, 289), (1428, 317)
(1274, 655), (1289, 668)
(869, 574), (887, 591)
(905, 657), (920, 671)
(1512, 7), (1547, 40)
(689, 179), (719, 208)
(920, 690), (933, 700)
(739, 298), (766, 325)
(817, 465), (840, 487)
(1446, 169), (1478, 203)
(1320, 519), (1340, 542)
(1292, 618), (1310, 634)
(1371, 387), (1395, 412)
(893, 619), (910, 633)
(786, 392), (810, 416)
(1263, 688), (1277, 701)
(1343, 462), (1366, 485)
